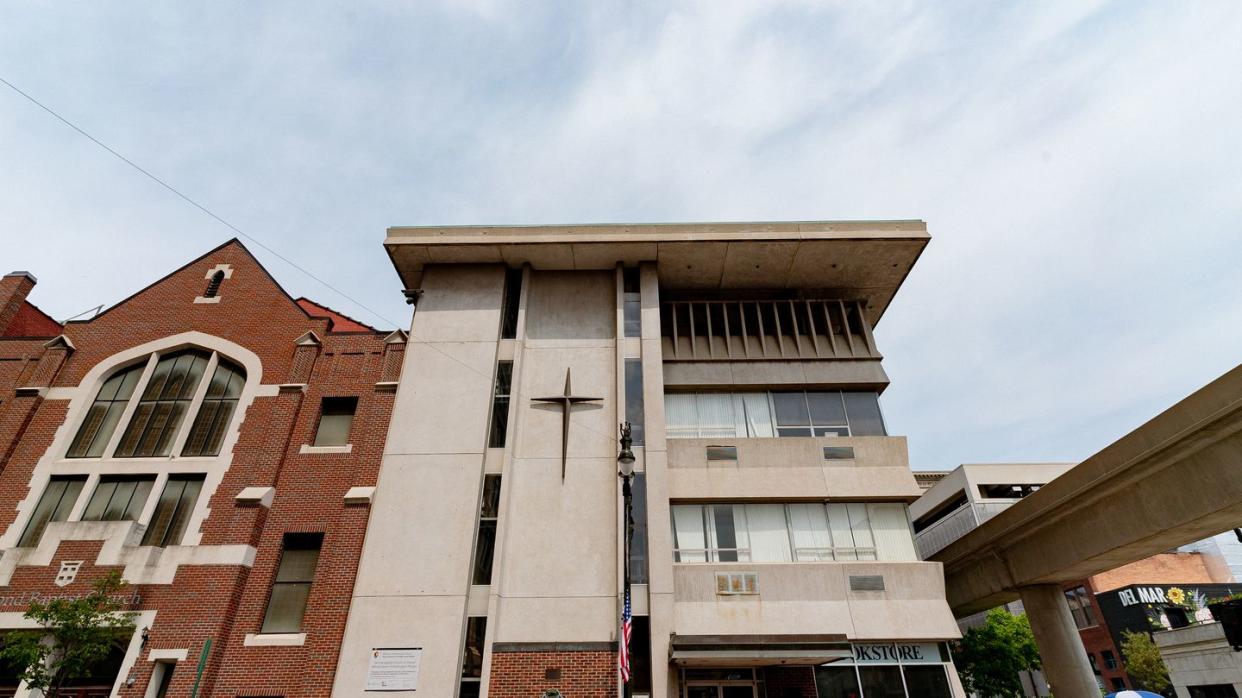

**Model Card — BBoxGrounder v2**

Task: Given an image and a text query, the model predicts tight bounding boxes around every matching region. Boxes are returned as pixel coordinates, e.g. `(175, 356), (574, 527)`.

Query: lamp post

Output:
(618, 422), (636, 698)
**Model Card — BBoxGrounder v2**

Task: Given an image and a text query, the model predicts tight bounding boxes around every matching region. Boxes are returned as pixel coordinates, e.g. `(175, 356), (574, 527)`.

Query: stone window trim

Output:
(243, 632), (306, 647)
(194, 264), (232, 303)
(62, 344), (254, 463)
(0, 331), (266, 554)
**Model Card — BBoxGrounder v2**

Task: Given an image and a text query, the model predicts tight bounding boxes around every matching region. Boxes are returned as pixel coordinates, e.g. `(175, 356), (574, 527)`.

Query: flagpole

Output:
(619, 422), (636, 698)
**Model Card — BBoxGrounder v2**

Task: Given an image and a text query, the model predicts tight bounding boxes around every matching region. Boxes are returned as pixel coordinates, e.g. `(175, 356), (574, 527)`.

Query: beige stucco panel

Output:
(515, 347), (616, 461)
(332, 595), (467, 697)
(409, 264), (504, 343)
(353, 453), (481, 596)
(387, 340), (497, 455)
(492, 596), (617, 643)
(499, 455), (617, 597)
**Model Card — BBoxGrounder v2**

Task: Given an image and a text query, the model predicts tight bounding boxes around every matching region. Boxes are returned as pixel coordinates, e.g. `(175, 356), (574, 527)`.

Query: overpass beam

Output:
(1019, 584), (1099, 697)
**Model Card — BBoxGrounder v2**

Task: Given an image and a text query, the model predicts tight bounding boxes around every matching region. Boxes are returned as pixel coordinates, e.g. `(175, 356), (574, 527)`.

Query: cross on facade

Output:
(531, 367), (603, 480)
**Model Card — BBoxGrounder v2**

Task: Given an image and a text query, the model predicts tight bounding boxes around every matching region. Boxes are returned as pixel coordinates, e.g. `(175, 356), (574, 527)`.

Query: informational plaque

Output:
(365, 647), (421, 691)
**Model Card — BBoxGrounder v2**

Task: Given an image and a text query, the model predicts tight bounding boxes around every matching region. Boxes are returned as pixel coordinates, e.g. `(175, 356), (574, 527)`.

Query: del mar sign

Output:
(1119, 586), (1171, 607)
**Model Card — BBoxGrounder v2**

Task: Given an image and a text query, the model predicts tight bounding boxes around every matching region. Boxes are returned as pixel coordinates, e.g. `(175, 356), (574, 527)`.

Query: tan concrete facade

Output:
(335, 222), (965, 698)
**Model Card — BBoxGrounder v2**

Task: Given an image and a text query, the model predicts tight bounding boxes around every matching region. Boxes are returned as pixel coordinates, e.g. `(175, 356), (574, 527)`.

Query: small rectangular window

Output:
(151, 661), (176, 698)
(499, 268), (523, 339)
(459, 616), (487, 698)
(629, 473), (648, 584)
(624, 359), (645, 446)
(18, 476), (86, 547)
(261, 533), (323, 633)
(81, 476), (155, 522)
(313, 397), (357, 447)
(714, 571), (758, 595)
(623, 267), (641, 337)
(471, 475), (501, 585)
(488, 362), (513, 448)
(142, 475), (205, 547)
(1102, 649), (1117, 669)
(823, 446), (855, 460)
(705, 446), (738, 461)
(842, 391), (886, 436)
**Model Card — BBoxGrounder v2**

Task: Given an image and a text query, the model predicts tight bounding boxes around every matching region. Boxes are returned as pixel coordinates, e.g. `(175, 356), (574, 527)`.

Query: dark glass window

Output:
(18, 476), (86, 547)
(629, 473), (648, 584)
(142, 475), (205, 547)
(624, 359), (645, 446)
(1111, 678), (1127, 691)
(313, 397), (357, 447)
(67, 363), (144, 458)
(500, 268), (523, 339)
(712, 506), (739, 562)
(182, 360), (244, 456)
(814, 666), (861, 698)
(807, 392), (849, 436)
(772, 393), (812, 437)
(978, 483), (1042, 499)
(81, 476), (155, 522)
(471, 476), (501, 585)
(1065, 585), (1097, 629)
(1188, 686), (1241, 698)
(204, 270), (225, 298)
(629, 616), (652, 692)
(461, 617), (487, 678)
(1102, 649), (1117, 669)
(823, 446), (855, 460)
(488, 361), (513, 448)
(116, 351), (210, 458)
(706, 446), (738, 461)
(261, 533), (323, 633)
(858, 666), (905, 698)
(842, 391), (886, 436)
(903, 666), (951, 697)
(623, 267), (641, 337)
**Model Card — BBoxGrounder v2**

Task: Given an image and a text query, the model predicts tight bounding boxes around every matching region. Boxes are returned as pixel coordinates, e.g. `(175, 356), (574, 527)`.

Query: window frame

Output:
(260, 532), (324, 634)
(312, 396), (359, 448)
(63, 348), (247, 462)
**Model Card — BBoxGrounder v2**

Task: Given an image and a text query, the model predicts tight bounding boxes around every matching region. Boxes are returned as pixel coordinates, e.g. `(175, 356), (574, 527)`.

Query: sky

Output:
(2, 1), (1240, 470)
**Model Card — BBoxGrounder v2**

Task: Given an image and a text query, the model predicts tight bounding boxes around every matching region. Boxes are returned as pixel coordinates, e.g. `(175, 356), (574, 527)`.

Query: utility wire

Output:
(0, 75), (400, 328)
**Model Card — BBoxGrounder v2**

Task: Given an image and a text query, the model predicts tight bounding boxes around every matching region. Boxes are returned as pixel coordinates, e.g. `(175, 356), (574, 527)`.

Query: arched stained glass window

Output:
(181, 359), (244, 457)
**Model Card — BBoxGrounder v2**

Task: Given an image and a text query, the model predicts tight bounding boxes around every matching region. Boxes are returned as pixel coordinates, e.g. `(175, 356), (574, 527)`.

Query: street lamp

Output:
(618, 422), (636, 698)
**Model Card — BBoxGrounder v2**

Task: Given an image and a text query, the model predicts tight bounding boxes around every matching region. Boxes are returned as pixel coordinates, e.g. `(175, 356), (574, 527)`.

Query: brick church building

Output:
(0, 240), (403, 697)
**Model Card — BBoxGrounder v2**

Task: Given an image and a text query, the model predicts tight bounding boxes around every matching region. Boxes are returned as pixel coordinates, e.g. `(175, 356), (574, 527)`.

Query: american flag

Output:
(619, 585), (633, 682)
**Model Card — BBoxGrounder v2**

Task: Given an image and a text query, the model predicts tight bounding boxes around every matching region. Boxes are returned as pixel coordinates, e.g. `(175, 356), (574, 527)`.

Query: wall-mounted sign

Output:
(1119, 586), (1171, 607)
(365, 648), (421, 691)
(852, 643), (941, 664)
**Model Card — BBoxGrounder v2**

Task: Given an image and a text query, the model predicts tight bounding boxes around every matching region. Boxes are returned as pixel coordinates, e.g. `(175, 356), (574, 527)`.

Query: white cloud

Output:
(0, 0), (1239, 467)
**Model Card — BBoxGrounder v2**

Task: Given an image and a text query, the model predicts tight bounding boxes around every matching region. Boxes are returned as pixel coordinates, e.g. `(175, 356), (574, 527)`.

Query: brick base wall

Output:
(764, 666), (818, 698)
(489, 648), (617, 698)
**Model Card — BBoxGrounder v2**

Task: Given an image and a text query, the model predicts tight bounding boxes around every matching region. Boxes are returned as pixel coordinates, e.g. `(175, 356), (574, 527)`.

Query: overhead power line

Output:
(0, 75), (400, 328)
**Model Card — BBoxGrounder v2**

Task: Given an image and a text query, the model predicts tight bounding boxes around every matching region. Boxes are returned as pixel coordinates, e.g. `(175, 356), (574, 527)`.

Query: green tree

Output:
(952, 608), (1042, 697)
(1120, 629), (1170, 693)
(0, 572), (136, 697)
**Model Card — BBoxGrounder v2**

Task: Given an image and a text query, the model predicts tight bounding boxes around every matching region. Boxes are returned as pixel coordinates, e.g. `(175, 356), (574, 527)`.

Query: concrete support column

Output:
(1019, 584), (1099, 698)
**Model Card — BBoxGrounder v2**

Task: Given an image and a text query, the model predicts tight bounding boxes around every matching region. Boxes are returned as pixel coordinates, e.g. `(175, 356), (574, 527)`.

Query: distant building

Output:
(913, 463), (1238, 695)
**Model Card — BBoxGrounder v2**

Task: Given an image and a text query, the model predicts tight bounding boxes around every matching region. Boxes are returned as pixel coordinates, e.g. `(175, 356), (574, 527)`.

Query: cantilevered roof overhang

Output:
(385, 221), (929, 324)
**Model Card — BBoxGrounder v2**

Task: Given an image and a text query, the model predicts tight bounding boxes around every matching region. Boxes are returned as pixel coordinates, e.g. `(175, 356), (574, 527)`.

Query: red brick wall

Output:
(764, 666), (818, 698)
(489, 649), (617, 698)
(0, 240), (401, 697)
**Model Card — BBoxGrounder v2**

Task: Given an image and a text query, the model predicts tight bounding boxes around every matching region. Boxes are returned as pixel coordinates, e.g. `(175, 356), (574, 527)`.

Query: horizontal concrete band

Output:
(671, 634), (849, 651)
(491, 642), (618, 653)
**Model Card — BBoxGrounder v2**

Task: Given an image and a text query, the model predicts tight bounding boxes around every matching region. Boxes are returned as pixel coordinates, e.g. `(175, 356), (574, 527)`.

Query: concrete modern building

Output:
(1157, 622), (1242, 697)
(911, 463), (1074, 561)
(913, 463), (1240, 694)
(332, 221), (967, 698)
(0, 242), (402, 697)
